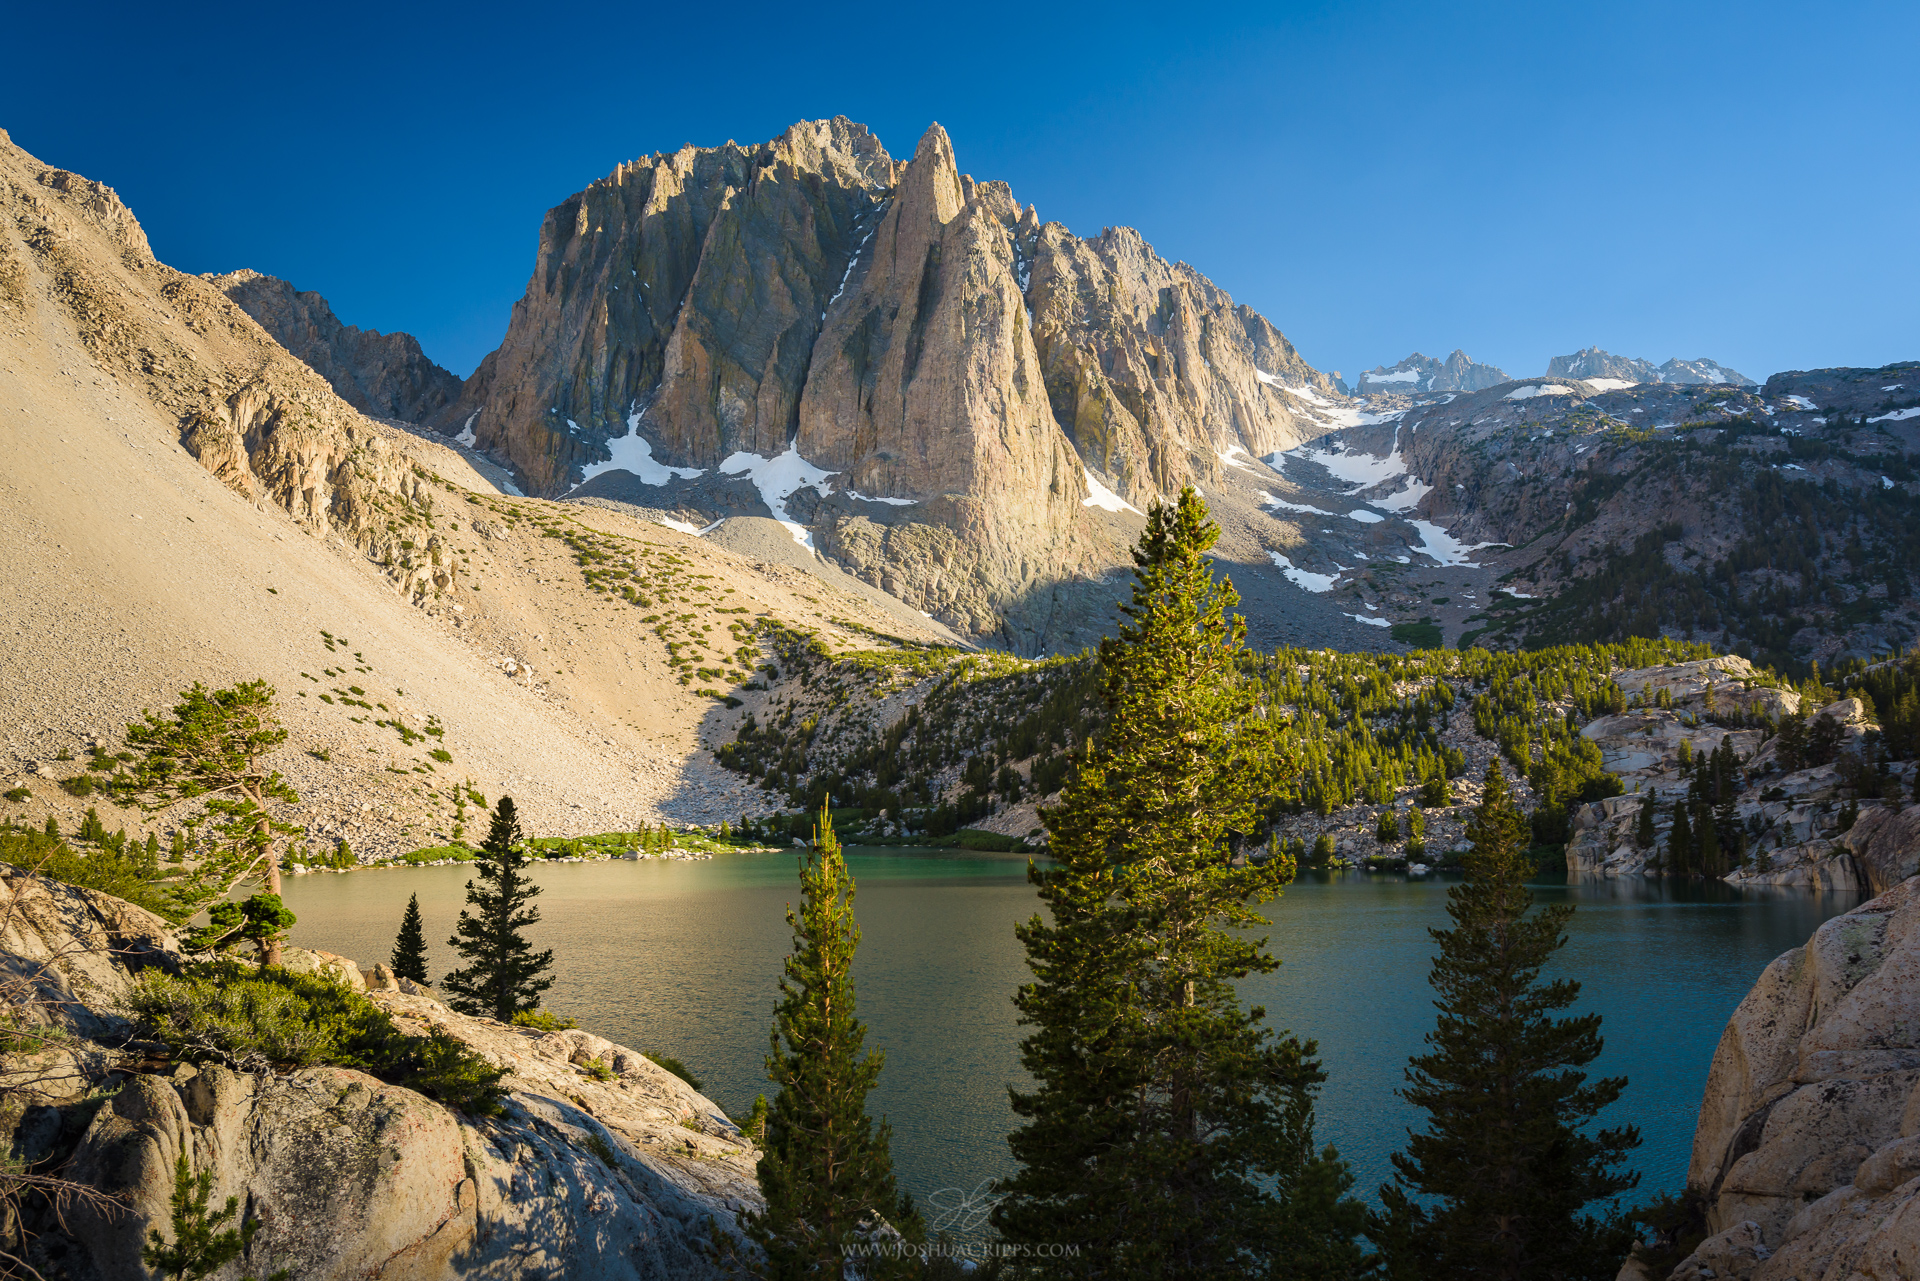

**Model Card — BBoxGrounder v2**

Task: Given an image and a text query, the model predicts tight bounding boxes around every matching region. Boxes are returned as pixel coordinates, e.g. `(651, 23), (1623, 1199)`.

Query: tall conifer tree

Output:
(391, 892), (429, 983)
(1373, 762), (1640, 1281)
(443, 798), (554, 1021)
(745, 805), (915, 1279)
(994, 488), (1368, 1277)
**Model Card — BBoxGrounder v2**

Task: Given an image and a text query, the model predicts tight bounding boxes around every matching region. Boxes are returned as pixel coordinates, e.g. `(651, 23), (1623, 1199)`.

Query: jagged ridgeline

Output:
(714, 631), (1727, 846)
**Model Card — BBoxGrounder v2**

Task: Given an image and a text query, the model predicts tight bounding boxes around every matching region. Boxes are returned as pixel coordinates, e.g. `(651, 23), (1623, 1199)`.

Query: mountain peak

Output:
(898, 122), (964, 226)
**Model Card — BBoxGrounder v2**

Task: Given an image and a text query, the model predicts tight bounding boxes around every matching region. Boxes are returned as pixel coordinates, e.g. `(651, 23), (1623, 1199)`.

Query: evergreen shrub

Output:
(125, 961), (504, 1113)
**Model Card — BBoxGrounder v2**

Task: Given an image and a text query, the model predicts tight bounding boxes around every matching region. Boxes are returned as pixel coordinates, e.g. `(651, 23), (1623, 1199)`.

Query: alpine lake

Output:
(281, 848), (1858, 1225)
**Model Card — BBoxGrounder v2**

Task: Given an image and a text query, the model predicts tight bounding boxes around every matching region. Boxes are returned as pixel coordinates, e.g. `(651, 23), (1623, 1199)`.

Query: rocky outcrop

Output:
(1355, 349), (1509, 394)
(0, 867), (178, 1041)
(0, 132), (474, 604)
(1609, 656), (1801, 721)
(0, 876), (759, 1280)
(1844, 806), (1920, 896)
(1565, 665), (1908, 889)
(1657, 877), (1920, 1280)
(207, 269), (463, 423)
(61, 998), (758, 1281)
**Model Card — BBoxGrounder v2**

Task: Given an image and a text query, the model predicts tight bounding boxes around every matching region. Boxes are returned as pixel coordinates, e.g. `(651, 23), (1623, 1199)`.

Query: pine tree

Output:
(1374, 761), (1640, 1281)
(391, 893), (430, 983)
(443, 798), (554, 1021)
(745, 804), (916, 1279)
(1698, 801), (1722, 876)
(994, 488), (1368, 1277)
(1634, 793), (1658, 852)
(143, 1153), (263, 1280)
(117, 681), (301, 964)
(1667, 798), (1693, 877)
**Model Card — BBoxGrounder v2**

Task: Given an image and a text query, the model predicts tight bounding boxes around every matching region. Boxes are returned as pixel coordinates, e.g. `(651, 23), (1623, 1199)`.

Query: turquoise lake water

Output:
(281, 851), (1858, 1215)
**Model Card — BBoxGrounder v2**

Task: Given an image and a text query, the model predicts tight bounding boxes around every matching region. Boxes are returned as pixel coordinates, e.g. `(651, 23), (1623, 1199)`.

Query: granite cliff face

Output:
(207, 269), (463, 423)
(444, 118), (1347, 649)
(445, 117), (901, 487)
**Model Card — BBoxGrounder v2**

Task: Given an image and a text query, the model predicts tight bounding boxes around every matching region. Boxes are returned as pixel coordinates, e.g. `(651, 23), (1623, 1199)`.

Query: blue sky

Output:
(7, 1), (1914, 383)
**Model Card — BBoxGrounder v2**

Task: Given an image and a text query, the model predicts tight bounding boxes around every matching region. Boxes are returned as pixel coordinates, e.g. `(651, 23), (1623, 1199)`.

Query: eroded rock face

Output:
(0, 878), (758, 1280)
(1666, 877), (1920, 1279)
(207, 269), (463, 423)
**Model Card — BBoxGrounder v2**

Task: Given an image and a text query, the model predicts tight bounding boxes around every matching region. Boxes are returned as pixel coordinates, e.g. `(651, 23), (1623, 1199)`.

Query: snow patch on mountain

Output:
(718, 447), (837, 550)
(579, 410), (708, 487)
(1268, 551), (1340, 593)
(1083, 470), (1143, 515)
(1408, 520), (1505, 568)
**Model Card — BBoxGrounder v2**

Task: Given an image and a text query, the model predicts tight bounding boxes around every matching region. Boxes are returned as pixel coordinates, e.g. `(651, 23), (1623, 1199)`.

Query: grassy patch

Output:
(952, 829), (1026, 852)
(402, 844), (475, 864)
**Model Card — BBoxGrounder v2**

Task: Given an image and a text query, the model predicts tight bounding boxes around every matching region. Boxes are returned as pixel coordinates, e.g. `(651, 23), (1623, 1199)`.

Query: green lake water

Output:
(281, 850), (1858, 1214)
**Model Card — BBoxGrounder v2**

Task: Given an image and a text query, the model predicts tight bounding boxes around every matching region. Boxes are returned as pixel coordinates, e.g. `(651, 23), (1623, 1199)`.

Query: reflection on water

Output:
(283, 852), (1856, 1212)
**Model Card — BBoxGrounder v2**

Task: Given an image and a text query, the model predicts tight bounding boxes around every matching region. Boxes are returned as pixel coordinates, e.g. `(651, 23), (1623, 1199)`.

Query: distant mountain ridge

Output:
(1356, 349), (1509, 393)
(1545, 345), (1754, 387)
